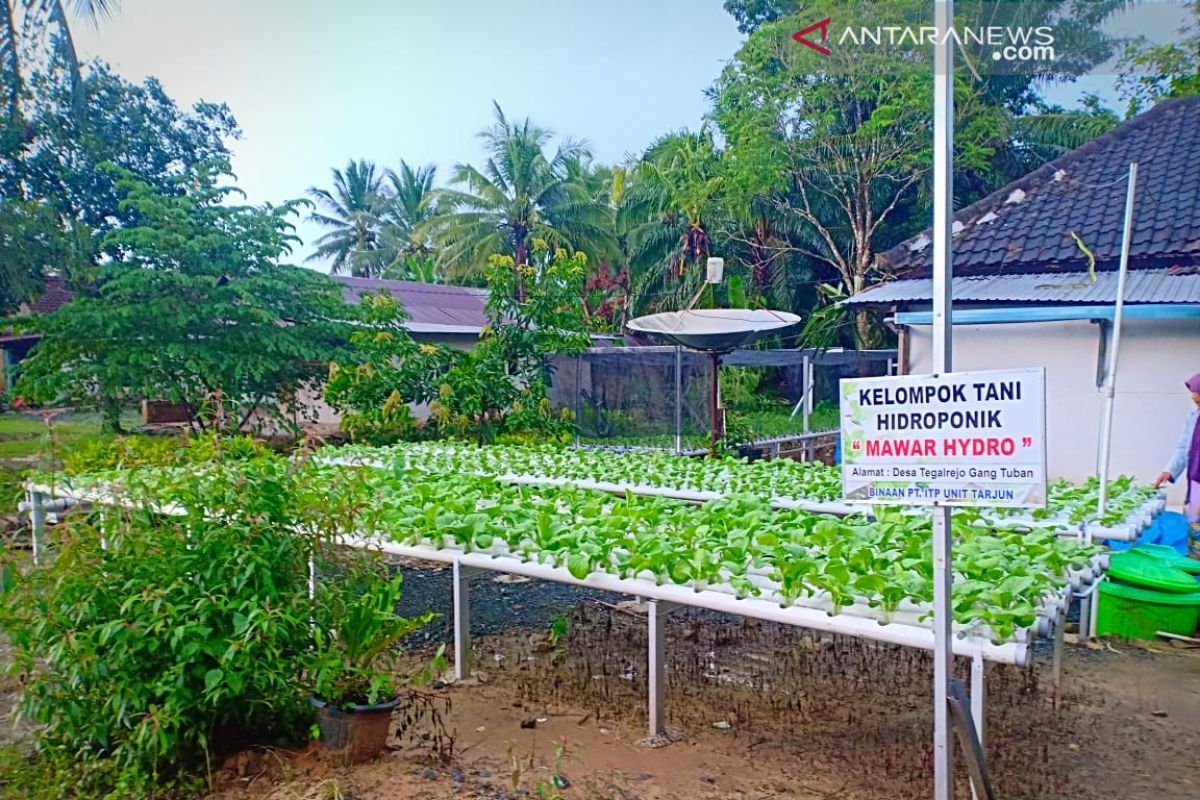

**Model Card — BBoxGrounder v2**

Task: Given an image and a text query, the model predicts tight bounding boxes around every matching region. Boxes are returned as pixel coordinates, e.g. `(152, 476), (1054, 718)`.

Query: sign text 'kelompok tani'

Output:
(839, 368), (1047, 507)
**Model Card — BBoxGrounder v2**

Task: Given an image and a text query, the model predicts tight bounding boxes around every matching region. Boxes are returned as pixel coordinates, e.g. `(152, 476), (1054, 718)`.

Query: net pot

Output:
(311, 696), (398, 763)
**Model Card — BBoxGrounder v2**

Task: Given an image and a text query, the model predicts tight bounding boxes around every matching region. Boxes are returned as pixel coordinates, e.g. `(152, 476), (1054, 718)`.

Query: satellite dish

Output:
(625, 308), (802, 450)
(626, 309), (801, 353)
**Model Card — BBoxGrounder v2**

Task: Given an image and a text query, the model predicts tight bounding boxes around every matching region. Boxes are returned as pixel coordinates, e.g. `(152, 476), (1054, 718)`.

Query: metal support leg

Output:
(970, 649), (985, 747)
(1078, 593), (1091, 645)
(1052, 618), (1065, 690)
(969, 650), (985, 800)
(29, 491), (45, 566)
(674, 347), (682, 455)
(932, 505), (955, 800)
(453, 561), (481, 681)
(647, 599), (680, 739)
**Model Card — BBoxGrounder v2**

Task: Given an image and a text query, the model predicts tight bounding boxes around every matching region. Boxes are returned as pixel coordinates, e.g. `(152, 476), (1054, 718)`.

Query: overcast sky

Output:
(72, 1), (1191, 270)
(73, 0), (743, 267)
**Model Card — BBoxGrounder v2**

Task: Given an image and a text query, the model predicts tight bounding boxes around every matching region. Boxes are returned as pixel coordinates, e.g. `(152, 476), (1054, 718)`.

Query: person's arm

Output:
(1156, 409), (1197, 487)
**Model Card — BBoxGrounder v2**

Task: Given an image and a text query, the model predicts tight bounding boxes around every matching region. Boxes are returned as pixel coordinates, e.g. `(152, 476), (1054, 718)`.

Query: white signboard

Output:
(840, 368), (1047, 507)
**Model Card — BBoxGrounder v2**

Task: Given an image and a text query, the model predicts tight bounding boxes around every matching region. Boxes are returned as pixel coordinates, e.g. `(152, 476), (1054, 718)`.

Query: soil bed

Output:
(211, 565), (1199, 800)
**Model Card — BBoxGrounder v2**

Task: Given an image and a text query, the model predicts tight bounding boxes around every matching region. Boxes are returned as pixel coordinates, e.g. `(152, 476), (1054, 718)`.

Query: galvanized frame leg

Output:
(29, 490), (45, 566)
(453, 561), (482, 681)
(1052, 618), (1065, 690)
(970, 649), (985, 747)
(969, 648), (986, 800)
(647, 599), (680, 739)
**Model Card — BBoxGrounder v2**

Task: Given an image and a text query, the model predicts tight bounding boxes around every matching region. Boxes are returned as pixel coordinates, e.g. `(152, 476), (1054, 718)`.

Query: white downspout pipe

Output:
(1096, 162), (1139, 519)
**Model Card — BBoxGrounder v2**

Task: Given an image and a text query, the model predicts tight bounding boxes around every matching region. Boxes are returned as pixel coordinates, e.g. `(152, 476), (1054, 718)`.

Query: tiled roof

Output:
(330, 276), (489, 334)
(26, 275), (72, 314)
(878, 96), (1200, 279)
(846, 267), (1200, 306)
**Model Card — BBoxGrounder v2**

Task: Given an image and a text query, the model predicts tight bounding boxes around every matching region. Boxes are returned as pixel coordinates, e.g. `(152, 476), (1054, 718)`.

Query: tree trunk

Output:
(855, 308), (874, 350)
(514, 236), (528, 302)
(100, 396), (123, 434)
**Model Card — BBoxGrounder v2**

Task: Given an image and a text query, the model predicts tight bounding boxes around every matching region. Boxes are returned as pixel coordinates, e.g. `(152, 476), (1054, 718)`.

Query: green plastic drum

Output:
(1096, 580), (1200, 639)
(1106, 550), (1200, 593)
(1131, 544), (1200, 576)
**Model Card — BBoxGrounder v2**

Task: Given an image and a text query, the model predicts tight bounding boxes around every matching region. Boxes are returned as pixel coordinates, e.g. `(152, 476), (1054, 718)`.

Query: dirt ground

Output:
(197, 600), (1200, 800)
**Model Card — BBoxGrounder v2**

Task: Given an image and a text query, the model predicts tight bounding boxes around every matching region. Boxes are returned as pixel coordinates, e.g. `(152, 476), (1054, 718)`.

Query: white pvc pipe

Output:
(18, 497), (78, 513)
(1097, 162), (1139, 517)
(25, 479), (1070, 660)
(343, 535), (1028, 666)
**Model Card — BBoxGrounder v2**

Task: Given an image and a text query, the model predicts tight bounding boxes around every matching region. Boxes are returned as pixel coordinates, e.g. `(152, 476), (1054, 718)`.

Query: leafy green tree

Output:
(710, 1), (1025, 343)
(5, 61), (238, 231)
(17, 162), (352, 432)
(431, 243), (591, 442)
(721, 0), (787, 34)
(1118, 1), (1200, 109)
(0, 198), (87, 313)
(327, 242), (590, 445)
(425, 103), (617, 285)
(714, 3), (1139, 325)
(324, 292), (449, 444)
(306, 159), (389, 276)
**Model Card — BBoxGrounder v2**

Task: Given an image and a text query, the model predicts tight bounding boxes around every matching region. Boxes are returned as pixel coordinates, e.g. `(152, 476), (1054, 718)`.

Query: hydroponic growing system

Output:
(23, 442), (1162, 744)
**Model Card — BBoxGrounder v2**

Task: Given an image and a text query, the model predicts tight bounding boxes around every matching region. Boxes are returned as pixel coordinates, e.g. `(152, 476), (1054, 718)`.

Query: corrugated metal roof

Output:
(331, 275), (489, 332)
(846, 268), (1200, 306)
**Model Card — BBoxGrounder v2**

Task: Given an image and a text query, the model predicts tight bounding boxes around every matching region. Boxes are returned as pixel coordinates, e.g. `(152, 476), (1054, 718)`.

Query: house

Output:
(289, 275), (490, 432)
(331, 275), (488, 348)
(2, 271), (491, 428)
(846, 96), (1200, 503)
(0, 275), (73, 397)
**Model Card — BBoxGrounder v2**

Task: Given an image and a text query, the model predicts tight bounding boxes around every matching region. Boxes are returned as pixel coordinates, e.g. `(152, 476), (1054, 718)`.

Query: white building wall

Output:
(251, 331), (480, 436)
(907, 318), (1200, 505)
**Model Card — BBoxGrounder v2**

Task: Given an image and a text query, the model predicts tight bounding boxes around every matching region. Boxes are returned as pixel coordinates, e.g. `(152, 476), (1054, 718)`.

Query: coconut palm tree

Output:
(384, 160), (436, 249)
(1, 0), (118, 120)
(374, 160), (437, 273)
(618, 129), (726, 313)
(424, 102), (617, 283)
(306, 159), (388, 276)
(381, 253), (443, 284)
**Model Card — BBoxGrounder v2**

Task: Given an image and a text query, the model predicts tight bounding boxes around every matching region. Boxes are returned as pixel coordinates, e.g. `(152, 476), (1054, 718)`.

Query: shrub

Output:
(0, 454), (386, 796)
(311, 567), (439, 708)
(60, 433), (268, 475)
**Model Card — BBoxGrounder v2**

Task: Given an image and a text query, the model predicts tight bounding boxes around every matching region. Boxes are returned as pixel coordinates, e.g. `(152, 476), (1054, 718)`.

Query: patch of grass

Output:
(0, 744), (66, 800)
(0, 410), (143, 462)
(0, 416), (47, 436)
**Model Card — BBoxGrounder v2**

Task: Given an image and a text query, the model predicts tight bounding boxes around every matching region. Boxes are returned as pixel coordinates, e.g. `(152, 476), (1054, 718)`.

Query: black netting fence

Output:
(545, 347), (897, 453)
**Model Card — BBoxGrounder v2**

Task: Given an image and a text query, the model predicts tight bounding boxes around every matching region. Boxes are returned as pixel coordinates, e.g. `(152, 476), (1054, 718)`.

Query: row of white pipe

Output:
(26, 479), (1113, 667)
(339, 533), (1031, 666)
(331, 452), (1166, 542)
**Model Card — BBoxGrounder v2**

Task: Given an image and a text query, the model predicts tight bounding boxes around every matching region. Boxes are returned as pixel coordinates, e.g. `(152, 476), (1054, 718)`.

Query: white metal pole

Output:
(932, 2), (956, 798)
(29, 490), (45, 567)
(452, 560), (473, 681)
(802, 354), (812, 434)
(647, 598), (673, 739)
(1096, 163), (1139, 518)
(675, 346), (683, 454)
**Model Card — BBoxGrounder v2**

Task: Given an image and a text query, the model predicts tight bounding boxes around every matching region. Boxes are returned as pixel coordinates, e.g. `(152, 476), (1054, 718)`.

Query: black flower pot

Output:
(311, 696), (399, 763)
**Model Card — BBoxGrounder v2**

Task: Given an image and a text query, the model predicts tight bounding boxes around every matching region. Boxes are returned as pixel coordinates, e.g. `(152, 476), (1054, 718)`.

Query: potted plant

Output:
(310, 566), (439, 763)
